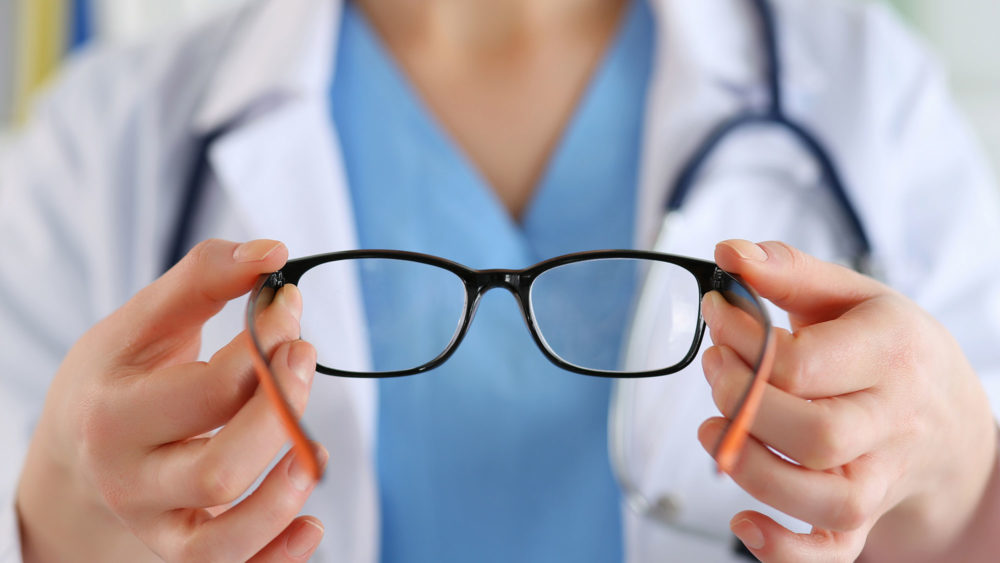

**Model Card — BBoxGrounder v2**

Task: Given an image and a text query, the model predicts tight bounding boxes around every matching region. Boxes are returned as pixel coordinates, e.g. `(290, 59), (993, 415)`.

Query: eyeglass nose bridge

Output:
(463, 268), (534, 324)
(471, 269), (524, 293)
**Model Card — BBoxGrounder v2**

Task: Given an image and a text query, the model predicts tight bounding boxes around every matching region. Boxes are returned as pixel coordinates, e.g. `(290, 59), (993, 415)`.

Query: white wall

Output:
(891, 0), (1000, 177)
(0, 0), (15, 127)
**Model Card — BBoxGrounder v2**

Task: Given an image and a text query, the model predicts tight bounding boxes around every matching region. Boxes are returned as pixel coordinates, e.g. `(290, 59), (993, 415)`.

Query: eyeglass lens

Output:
(288, 256), (709, 375)
(298, 258), (468, 373)
(529, 258), (700, 373)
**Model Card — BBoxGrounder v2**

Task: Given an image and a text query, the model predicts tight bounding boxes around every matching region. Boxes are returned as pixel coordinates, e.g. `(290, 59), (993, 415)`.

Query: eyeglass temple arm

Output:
(714, 334), (776, 474)
(246, 274), (323, 481)
(709, 271), (776, 474)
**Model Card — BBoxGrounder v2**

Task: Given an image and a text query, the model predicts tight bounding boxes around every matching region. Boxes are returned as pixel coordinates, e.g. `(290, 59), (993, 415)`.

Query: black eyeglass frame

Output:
(245, 248), (775, 479)
(247, 249), (769, 379)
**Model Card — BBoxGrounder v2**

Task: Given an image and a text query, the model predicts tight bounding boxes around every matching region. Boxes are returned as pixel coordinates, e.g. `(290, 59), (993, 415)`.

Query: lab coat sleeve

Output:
(0, 43), (174, 561)
(856, 7), (1000, 419)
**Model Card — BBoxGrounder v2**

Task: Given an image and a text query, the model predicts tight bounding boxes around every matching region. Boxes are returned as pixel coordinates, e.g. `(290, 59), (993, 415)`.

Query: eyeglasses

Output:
(245, 249), (775, 480)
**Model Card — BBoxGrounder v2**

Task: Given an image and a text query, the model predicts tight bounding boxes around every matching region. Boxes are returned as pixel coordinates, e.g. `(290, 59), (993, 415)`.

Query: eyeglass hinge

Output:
(264, 271), (285, 289)
(711, 267), (725, 291)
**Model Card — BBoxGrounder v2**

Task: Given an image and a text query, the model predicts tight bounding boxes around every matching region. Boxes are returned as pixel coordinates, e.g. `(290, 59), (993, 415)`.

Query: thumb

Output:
(107, 238), (288, 360)
(714, 240), (884, 327)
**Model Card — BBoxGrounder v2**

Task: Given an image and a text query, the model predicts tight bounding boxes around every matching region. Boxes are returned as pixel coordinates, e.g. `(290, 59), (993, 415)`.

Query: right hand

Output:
(16, 239), (326, 562)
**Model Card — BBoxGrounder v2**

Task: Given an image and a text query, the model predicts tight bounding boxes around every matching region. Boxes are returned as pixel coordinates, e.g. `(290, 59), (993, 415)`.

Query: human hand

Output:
(16, 239), (326, 562)
(698, 240), (998, 562)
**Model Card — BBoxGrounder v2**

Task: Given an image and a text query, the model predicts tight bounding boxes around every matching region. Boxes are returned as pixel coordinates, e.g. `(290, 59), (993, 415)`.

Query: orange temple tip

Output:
(714, 429), (746, 475)
(713, 335), (776, 476)
(715, 448), (739, 475)
(294, 442), (324, 481)
(246, 332), (325, 482)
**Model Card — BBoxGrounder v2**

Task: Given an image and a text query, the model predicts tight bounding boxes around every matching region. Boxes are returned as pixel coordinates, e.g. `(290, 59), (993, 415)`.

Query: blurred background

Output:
(1, 0), (999, 173)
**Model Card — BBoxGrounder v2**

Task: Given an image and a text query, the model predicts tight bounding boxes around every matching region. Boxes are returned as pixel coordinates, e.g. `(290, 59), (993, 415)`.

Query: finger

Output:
(703, 346), (884, 469)
(247, 516), (324, 562)
(703, 292), (882, 398)
(192, 444), (328, 562)
(150, 444), (327, 562)
(117, 284), (304, 445)
(148, 339), (316, 509)
(699, 417), (884, 532)
(714, 240), (883, 329)
(702, 289), (776, 367)
(108, 239), (288, 366)
(730, 511), (868, 563)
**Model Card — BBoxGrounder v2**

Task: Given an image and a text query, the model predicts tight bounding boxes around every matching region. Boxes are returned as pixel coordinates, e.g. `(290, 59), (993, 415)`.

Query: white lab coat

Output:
(2, 0), (1000, 561)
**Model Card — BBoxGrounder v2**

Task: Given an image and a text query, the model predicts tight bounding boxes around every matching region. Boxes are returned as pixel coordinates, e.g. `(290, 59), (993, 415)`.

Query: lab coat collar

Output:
(193, 5), (377, 560)
(635, 0), (826, 248)
(653, 0), (826, 107)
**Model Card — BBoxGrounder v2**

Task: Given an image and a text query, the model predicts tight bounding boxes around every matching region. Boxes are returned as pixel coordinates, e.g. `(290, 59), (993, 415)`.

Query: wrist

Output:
(861, 424), (1000, 562)
(16, 420), (154, 562)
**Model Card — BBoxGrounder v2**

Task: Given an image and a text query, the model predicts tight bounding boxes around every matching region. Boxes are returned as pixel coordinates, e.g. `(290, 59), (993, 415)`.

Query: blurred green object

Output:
(886, 0), (915, 19)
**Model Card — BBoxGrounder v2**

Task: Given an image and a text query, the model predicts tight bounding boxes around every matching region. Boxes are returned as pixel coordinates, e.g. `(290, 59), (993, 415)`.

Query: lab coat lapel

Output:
(209, 109), (378, 561)
(623, 2), (829, 560)
(635, 0), (759, 250)
(636, 0), (827, 251)
(190, 1), (379, 561)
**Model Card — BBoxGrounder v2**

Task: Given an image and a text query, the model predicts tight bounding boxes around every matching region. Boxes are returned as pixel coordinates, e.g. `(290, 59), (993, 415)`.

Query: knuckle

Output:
(278, 362), (313, 416)
(200, 358), (255, 416)
(708, 366), (737, 416)
(263, 491), (299, 529)
(189, 238), (221, 263)
(176, 533), (217, 563)
(742, 468), (778, 502)
(193, 456), (245, 507)
(710, 320), (733, 348)
(275, 307), (302, 340)
(778, 344), (811, 396)
(765, 240), (800, 269)
(764, 241), (805, 301)
(261, 304), (302, 347)
(183, 239), (220, 277)
(286, 376), (312, 414)
(834, 480), (879, 532)
(802, 408), (851, 470)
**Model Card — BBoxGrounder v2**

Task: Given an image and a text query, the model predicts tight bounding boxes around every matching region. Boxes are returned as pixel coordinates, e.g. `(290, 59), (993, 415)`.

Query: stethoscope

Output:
(611, 0), (876, 554)
(166, 0), (874, 557)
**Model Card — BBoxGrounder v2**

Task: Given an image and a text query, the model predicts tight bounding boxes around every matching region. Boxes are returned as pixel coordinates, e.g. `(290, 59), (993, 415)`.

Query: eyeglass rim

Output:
(255, 249), (748, 378)
(244, 248), (774, 479)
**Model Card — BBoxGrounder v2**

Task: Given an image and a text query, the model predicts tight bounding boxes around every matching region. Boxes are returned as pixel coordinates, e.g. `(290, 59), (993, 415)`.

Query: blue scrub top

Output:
(331, 1), (654, 561)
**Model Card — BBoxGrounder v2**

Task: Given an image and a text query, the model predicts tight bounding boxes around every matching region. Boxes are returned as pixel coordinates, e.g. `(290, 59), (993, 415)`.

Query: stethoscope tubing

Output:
(665, 111), (874, 274)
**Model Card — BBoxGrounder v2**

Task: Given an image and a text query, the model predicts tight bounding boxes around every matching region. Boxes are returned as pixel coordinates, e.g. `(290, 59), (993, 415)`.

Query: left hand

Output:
(698, 240), (998, 562)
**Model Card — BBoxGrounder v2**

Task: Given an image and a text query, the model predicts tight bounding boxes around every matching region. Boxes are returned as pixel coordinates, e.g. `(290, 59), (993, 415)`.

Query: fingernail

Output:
(732, 518), (765, 550)
(703, 347), (722, 386)
(725, 240), (768, 262)
(288, 341), (314, 383)
(233, 240), (282, 263)
(288, 451), (316, 492)
(286, 519), (324, 558)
